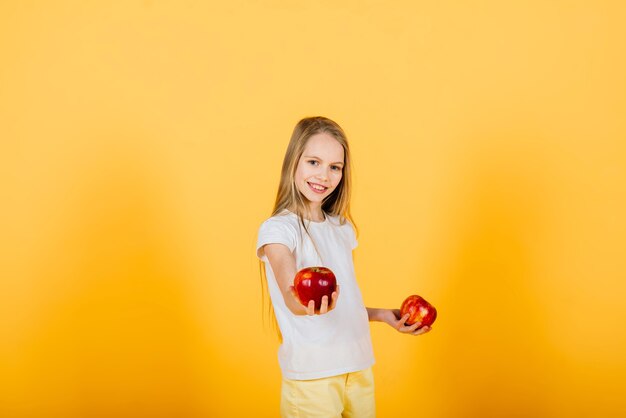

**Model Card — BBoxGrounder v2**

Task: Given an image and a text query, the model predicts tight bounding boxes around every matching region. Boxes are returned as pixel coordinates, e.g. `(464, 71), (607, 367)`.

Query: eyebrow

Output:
(303, 155), (344, 165)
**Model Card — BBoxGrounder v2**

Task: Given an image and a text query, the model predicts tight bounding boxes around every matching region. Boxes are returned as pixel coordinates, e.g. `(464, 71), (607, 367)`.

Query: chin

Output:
(299, 189), (325, 203)
(306, 196), (325, 205)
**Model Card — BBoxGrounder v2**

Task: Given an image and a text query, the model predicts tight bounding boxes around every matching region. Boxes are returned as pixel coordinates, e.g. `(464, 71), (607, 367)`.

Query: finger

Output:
(399, 319), (422, 333)
(396, 314), (410, 329)
(307, 300), (315, 316)
(408, 320), (422, 332)
(319, 295), (329, 314)
(329, 291), (339, 310)
(412, 326), (431, 336)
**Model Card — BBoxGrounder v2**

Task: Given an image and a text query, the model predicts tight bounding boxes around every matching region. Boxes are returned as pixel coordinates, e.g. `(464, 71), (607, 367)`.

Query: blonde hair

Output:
(273, 116), (356, 229)
(260, 116), (358, 340)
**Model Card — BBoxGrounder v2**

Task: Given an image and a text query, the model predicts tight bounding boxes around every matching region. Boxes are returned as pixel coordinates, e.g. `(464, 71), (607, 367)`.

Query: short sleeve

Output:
(256, 218), (298, 261)
(349, 223), (358, 250)
(350, 225), (359, 250)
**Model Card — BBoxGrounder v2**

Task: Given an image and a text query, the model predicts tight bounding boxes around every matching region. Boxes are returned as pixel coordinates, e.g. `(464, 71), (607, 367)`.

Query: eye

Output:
(307, 160), (319, 166)
(331, 165), (342, 171)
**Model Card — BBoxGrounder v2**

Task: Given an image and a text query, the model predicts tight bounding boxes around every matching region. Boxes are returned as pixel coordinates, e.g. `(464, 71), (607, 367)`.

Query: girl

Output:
(256, 116), (431, 418)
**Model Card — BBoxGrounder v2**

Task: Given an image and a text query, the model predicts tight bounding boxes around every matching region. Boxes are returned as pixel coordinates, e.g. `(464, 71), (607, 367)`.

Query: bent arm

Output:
(366, 307), (386, 322)
(366, 306), (431, 336)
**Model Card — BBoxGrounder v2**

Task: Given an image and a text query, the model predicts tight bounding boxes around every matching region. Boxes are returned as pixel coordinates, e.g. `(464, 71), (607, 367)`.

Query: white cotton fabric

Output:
(256, 209), (375, 380)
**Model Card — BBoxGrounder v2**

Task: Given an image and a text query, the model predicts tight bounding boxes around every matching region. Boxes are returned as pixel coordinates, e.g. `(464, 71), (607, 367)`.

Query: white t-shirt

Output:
(256, 209), (375, 380)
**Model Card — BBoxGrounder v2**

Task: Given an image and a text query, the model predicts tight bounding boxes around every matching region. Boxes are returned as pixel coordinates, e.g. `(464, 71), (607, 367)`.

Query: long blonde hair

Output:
(260, 116), (358, 340)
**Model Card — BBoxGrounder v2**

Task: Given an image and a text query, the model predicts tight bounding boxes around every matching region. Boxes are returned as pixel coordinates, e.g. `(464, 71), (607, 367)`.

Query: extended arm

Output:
(263, 243), (339, 316)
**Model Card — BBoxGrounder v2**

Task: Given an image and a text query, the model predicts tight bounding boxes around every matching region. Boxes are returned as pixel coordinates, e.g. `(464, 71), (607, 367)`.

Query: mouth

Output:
(307, 182), (328, 194)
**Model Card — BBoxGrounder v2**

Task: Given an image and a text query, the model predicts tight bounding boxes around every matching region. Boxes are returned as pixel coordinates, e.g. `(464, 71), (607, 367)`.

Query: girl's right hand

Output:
(289, 285), (340, 315)
(264, 243), (339, 316)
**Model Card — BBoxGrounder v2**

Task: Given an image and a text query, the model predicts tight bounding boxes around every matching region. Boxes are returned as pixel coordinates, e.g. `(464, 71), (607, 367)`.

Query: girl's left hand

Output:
(382, 309), (432, 336)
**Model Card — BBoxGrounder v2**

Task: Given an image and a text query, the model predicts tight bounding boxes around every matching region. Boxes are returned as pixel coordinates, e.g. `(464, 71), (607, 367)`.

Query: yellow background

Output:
(1, 1), (625, 417)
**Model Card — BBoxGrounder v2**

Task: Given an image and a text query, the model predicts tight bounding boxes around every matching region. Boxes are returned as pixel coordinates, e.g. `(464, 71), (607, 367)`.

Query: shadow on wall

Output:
(428, 131), (559, 418)
(18, 131), (205, 418)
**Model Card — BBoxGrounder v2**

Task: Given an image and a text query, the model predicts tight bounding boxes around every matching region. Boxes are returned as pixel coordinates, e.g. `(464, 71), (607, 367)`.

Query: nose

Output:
(316, 166), (331, 182)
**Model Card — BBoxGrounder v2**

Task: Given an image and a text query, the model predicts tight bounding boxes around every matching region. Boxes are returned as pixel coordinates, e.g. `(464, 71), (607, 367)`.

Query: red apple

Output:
(293, 266), (337, 310)
(400, 295), (437, 329)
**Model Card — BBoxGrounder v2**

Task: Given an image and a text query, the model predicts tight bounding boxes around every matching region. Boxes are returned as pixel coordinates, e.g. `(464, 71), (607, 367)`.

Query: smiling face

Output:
(294, 132), (345, 218)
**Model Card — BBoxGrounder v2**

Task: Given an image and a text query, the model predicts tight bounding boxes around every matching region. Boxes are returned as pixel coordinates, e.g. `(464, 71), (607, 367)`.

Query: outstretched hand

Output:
(289, 285), (340, 316)
(382, 308), (432, 336)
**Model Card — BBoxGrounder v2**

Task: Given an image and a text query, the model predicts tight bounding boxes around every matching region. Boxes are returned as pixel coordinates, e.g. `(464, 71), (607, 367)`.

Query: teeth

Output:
(309, 182), (326, 191)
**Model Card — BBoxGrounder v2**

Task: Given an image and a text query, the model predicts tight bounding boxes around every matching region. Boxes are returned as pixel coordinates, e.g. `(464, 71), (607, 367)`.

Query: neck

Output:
(304, 204), (325, 222)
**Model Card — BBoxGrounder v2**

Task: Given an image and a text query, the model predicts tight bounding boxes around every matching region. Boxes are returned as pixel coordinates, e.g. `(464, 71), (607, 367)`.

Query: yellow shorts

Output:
(280, 367), (375, 418)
